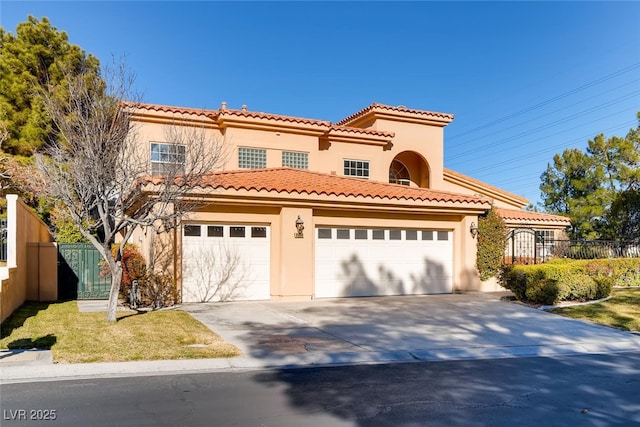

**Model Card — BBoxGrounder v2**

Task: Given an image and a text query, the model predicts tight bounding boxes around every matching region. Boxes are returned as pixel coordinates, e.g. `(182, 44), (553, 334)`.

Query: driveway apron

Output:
(181, 293), (640, 366)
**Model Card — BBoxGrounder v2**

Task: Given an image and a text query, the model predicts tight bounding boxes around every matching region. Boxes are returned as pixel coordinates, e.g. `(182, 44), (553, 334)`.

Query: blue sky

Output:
(2, 1), (639, 206)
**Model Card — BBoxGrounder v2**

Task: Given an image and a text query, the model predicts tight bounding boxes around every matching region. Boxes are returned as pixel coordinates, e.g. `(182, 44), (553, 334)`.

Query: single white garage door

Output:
(182, 224), (270, 302)
(315, 228), (453, 298)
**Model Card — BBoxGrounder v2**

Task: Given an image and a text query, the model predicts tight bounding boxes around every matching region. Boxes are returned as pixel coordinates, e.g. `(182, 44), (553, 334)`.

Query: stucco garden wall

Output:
(1, 195), (57, 323)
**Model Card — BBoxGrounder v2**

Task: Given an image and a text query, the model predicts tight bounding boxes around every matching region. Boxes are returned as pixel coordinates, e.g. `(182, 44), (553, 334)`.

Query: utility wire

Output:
(447, 92), (640, 162)
(446, 62), (640, 145)
(458, 119), (637, 177)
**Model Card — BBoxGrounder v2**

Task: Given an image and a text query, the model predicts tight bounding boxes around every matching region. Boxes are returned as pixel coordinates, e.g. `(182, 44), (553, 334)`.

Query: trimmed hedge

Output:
(476, 207), (508, 281)
(500, 257), (639, 304)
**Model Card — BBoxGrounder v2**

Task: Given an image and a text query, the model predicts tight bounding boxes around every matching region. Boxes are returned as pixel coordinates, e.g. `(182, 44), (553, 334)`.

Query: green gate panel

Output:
(58, 243), (111, 300)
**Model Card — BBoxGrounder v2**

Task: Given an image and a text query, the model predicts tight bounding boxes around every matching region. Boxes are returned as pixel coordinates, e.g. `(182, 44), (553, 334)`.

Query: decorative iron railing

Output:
(504, 228), (640, 265)
(550, 240), (640, 260)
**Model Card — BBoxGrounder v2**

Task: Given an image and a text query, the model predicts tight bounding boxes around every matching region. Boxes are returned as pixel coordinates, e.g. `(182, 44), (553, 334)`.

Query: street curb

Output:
(3, 341), (640, 385)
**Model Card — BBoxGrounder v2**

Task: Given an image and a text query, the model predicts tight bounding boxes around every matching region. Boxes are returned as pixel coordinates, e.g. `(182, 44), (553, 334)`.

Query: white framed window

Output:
(239, 147), (266, 169)
(282, 151), (308, 169)
(536, 230), (555, 242)
(150, 142), (186, 175)
(344, 159), (370, 178)
(389, 160), (411, 185)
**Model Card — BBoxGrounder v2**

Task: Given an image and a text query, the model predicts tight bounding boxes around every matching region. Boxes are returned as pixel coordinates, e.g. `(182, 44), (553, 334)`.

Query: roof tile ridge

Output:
(328, 124), (395, 137)
(496, 207), (572, 222)
(219, 108), (331, 126)
(335, 103), (378, 126)
(131, 102), (219, 116)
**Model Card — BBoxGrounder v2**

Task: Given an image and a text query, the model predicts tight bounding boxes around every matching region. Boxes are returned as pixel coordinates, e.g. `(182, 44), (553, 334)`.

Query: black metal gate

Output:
(58, 243), (111, 300)
(0, 218), (7, 263)
(505, 228), (552, 265)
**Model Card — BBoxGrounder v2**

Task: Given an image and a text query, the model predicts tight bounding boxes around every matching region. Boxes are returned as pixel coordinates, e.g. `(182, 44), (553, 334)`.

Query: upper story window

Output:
(282, 151), (308, 169)
(239, 147), (266, 169)
(151, 142), (186, 175)
(389, 160), (411, 186)
(344, 159), (369, 178)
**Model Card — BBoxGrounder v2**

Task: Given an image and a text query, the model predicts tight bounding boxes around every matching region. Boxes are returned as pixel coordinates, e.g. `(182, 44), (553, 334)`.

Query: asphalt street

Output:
(2, 352), (639, 427)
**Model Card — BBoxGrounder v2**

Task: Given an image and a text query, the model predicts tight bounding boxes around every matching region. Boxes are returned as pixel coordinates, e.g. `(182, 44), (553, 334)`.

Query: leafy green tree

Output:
(604, 188), (640, 241)
(540, 148), (601, 238)
(540, 114), (640, 240)
(0, 16), (99, 156)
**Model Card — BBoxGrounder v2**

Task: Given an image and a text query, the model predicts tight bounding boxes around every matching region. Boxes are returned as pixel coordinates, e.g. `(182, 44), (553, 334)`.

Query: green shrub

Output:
(557, 273), (598, 302)
(476, 207), (508, 281)
(583, 258), (640, 287)
(525, 278), (560, 305)
(501, 260), (614, 304)
(501, 265), (528, 300)
(592, 277), (614, 299)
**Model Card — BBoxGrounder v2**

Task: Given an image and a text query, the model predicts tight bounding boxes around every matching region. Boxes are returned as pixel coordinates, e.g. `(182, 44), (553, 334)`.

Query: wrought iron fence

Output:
(550, 239), (640, 260)
(0, 218), (7, 263)
(504, 228), (640, 265)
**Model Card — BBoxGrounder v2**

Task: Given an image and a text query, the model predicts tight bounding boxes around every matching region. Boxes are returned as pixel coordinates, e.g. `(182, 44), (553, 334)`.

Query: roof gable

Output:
(336, 103), (454, 128)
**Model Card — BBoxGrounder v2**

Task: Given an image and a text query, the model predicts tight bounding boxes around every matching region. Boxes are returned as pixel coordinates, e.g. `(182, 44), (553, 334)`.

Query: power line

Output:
(447, 91), (640, 162)
(452, 116), (637, 169)
(446, 62), (640, 145)
(457, 119), (637, 178)
(447, 78), (640, 146)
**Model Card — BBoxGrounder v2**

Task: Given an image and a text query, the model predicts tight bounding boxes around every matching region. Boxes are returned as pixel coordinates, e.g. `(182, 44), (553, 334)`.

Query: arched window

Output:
(389, 160), (411, 185)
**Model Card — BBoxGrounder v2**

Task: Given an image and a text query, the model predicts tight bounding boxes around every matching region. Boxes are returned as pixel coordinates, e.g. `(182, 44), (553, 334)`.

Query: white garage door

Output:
(181, 224), (270, 302)
(315, 228), (453, 298)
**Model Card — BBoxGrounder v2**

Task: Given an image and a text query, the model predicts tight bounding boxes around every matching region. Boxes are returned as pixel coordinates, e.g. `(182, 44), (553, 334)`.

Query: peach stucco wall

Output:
(175, 202), (483, 300)
(1, 195), (57, 323)
(133, 110), (448, 191)
(370, 119), (446, 189)
(132, 105), (493, 301)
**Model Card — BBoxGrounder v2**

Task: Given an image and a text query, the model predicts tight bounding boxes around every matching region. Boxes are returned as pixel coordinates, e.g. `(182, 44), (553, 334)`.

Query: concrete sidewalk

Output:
(2, 293), (640, 384)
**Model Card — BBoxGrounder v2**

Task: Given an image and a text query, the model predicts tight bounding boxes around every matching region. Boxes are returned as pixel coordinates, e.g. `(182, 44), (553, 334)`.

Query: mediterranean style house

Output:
(130, 102), (570, 302)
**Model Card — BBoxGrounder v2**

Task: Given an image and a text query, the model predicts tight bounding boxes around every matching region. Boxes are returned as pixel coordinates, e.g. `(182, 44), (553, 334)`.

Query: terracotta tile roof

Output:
(328, 125), (395, 138)
(128, 102), (330, 126)
(496, 208), (572, 224)
(151, 168), (491, 205)
(217, 108), (330, 127)
(123, 102), (216, 118)
(336, 103), (455, 126)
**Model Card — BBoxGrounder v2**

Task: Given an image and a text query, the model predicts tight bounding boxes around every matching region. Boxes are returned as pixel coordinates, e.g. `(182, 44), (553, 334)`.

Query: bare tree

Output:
(0, 121), (9, 149)
(36, 62), (224, 321)
(183, 242), (248, 302)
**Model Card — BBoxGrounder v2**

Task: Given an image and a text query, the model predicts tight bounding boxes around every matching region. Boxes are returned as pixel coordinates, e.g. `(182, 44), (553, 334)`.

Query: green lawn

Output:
(0, 301), (241, 363)
(549, 288), (640, 332)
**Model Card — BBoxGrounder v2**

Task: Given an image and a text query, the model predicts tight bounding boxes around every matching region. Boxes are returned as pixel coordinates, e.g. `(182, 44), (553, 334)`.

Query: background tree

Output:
(36, 62), (224, 322)
(0, 16), (99, 156)
(0, 16), (100, 220)
(540, 115), (640, 240)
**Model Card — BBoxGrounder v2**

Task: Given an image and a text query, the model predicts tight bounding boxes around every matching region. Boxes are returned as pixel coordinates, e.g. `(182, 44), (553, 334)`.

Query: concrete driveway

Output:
(181, 293), (640, 367)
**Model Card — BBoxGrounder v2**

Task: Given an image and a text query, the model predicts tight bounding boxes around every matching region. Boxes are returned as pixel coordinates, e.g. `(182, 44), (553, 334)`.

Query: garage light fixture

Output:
(295, 215), (304, 238)
(470, 222), (478, 239)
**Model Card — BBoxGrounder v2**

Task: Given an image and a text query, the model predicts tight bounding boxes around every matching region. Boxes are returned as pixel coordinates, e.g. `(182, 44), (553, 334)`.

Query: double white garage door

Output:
(182, 224), (453, 302)
(315, 228), (453, 298)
